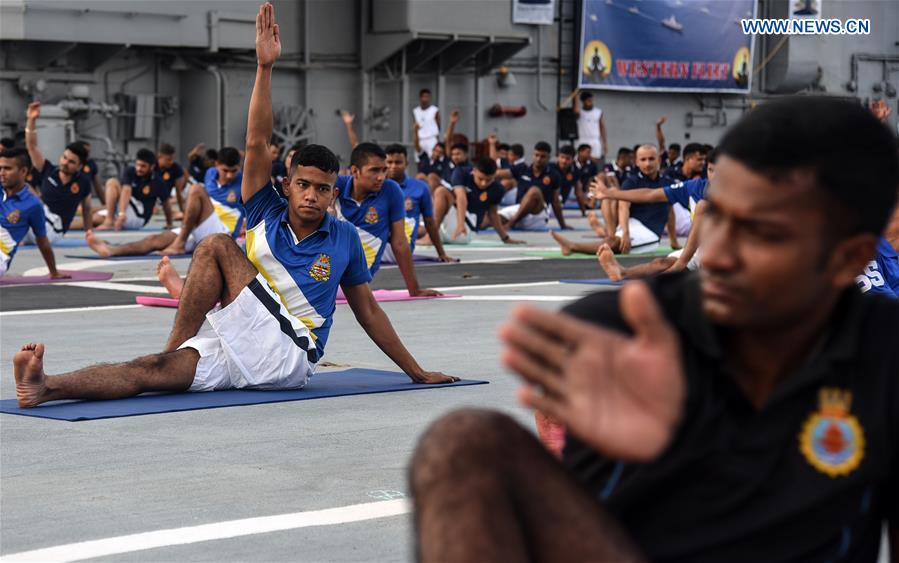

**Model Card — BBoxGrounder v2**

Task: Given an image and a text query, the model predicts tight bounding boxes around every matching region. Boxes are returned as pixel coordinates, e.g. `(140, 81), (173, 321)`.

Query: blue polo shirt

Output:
(513, 164), (561, 206)
(156, 162), (185, 193)
(38, 161), (92, 232)
(397, 174), (433, 252)
(244, 183), (372, 362)
(120, 166), (167, 225)
(204, 167), (245, 238)
(450, 167), (505, 231)
(551, 163), (579, 202)
(621, 170), (675, 236)
(662, 178), (708, 214)
(1, 186), (47, 265)
(574, 158), (598, 185)
(856, 237), (899, 298)
(334, 175), (406, 275)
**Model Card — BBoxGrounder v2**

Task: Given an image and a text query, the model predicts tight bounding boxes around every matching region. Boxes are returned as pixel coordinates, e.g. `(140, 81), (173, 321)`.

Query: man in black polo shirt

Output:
(497, 141), (568, 231)
(73, 141), (104, 205)
(425, 158), (524, 246)
(186, 143), (217, 185)
(551, 144), (674, 256)
(409, 97), (899, 562)
(156, 142), (187, 228)
(24, 102), (92, 241)
(92, 148), (166, 231)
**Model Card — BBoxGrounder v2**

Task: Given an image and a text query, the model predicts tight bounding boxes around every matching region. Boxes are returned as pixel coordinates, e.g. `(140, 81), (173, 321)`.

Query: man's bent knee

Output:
(193, 233), (238, 256)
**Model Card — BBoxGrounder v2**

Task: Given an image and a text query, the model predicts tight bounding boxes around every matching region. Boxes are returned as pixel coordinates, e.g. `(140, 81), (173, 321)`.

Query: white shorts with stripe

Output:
(380, 217), (417, 263)
(667, 248), (702, 271)
(439, 206), (475, 245)
(497, 204), (549, 231)
(615, 217), (660, 248)
(24, 206), (64, 245)
(97, 206), (146, 230)
(180, 274), (316, 392)
(173, 211), (230, 252)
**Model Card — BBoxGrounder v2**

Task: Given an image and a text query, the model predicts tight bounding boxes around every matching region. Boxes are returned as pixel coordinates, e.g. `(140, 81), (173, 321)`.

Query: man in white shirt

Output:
(413, 89), (441, 156)
(574, 90), (608, 165)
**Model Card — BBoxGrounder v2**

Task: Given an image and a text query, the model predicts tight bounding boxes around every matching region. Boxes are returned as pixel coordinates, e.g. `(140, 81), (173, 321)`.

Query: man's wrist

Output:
(501, 234), (510, 242)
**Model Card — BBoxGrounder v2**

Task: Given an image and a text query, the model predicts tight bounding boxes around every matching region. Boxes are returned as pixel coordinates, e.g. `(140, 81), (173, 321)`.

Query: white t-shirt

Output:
(413, 105), (440, 140)
(577, 106), (603, 144)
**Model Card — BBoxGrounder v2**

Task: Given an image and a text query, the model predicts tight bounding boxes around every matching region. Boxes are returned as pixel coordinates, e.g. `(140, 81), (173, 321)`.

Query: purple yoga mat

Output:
(0, 270), (114, 286)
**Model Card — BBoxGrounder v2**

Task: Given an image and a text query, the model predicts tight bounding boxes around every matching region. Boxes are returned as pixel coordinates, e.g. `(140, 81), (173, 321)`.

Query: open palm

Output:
(255, 3), (281, 67)
(501, 282), (685, 461)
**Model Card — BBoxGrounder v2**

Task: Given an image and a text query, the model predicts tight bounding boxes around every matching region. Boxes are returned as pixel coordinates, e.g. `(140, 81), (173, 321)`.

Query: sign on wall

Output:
(513, 0), (556, 25)
(579, 0), (756, 93)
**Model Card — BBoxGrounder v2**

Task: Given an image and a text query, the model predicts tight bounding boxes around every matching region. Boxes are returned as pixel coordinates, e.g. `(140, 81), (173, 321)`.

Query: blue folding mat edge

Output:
(0, 368), (488, 421)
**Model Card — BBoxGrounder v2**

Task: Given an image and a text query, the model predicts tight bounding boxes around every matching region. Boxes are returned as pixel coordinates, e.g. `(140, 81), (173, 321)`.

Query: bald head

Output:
(634, 144), (660, 177)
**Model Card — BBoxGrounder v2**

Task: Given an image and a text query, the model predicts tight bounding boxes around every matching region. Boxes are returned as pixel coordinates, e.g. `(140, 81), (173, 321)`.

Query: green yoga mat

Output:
(525, 246), (676, 260)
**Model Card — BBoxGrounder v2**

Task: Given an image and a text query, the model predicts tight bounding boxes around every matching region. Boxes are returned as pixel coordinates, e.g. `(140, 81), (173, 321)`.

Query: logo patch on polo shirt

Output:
(566, 173), (574, 181)
(479, 191), (488, 202)
(542, 176), (551, 185)
(799, 388), (865, 478)
(163, 171), (171, 181)
(70, 184), (80, 194)
(226, 191), (238, 203)
(142, 185), (151, 195)
(83, 165), (90, 173)
(309, 253), (331, 282)
(405, 197), (413, 212)
(365, 206), (379, 224)
(6, 209), (20, 224)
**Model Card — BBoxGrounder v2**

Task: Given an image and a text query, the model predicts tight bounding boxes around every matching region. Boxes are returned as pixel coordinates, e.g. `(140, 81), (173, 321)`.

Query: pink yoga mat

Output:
(0, 270), (113, 286)
(138, 290), (460, 308)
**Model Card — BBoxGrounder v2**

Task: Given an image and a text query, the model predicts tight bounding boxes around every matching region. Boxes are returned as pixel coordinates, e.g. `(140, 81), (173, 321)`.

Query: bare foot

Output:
(156, 256), (184, 299)
(416, 235), (434, 246)
(159, 241), (187, 256)
(550, 231), (573, 256)
(85, 230), (112, 257)
(597, 243), (625, 281)
(587, 212), (607, 237)
(13, 343), (48, 408)
(95, 220), (115, 232)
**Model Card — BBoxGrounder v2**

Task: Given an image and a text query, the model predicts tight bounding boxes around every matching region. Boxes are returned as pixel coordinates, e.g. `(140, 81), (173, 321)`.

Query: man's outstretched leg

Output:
(597, 243), (675, 281)
(550, 231), (612, 256)
(411, 409), (645, 563)
(13, 342), (199, 408)
(85, 229), (177, 257)
(160, 184), (217, 256)
(163, 234), (257, 352)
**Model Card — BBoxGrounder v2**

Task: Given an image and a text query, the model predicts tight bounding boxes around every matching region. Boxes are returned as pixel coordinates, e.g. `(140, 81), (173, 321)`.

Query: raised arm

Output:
(444, 110), (459, 145)
(187, 142), (205, 162)
(486, 133), (498, 161)
(590, 177), (667, 204)
(243, 2), (281, 203)
(341, 111), (359, 149)
(24, 102), (46, 172)
(655, 116), (667, 152)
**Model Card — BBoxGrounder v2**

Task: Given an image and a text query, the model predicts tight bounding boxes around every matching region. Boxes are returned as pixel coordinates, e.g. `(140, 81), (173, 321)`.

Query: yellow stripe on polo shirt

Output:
(245, 221), (325, 341)
(0, 226), (16, 256)
(211, 200), (243, 235)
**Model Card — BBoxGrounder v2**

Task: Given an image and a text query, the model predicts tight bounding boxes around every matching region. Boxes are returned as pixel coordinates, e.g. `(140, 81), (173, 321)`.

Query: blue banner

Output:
(579, 0), (756, 93)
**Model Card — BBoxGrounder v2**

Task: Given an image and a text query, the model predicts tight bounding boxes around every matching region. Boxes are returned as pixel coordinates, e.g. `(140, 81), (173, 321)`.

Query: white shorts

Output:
(380, 217), (417, 263)
(419, 136), (438, 156)
(439, 207), (475, 245)
(501, 187), (518, 207)
(180, 274), (315, 392)
(673, 203), (692, 237)
(498, 204), (549, 231)
(97, 206), (146, 230)
(0, 257), (7, 278)
(24, 207), (64, 245)
(667, 248), (702, 271)
(615, 217), (660, 248)
(173, 211), (230, 252)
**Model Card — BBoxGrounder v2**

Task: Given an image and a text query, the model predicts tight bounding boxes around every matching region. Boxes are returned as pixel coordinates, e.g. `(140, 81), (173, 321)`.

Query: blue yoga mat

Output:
(64, 253), (192, 261)
(480, 226), (586, 233)
(53, 239), (89, 248)
(0, 368), (487, 421)
(560, 278), (624, 286)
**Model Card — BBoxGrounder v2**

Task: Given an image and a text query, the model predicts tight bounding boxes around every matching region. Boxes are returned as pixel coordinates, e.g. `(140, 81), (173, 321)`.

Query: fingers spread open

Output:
(517, 386), (566, 423)
(619, 281), (677, 345)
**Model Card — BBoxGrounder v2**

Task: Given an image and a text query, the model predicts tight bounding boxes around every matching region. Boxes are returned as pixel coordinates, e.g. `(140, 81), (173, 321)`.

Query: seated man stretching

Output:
(92, 148), (167, 231)
(86, 147), (244, 257)
(12, 3), (456, 409)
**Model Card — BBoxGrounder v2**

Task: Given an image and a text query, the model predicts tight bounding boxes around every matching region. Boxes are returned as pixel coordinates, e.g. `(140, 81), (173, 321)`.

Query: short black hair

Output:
(682, 143), (705, 159)
(497, 143), (510, 152)
(0, 137), (15, 149)
(351, 142), (386, 169)
(577, 144), (592, 153)
(384, 143), (407, 157)
(158, 143), (176, 156)
(65, 143), (89, 165)
(669, 143), (682, 152)
(419, 88), (432, 97)
(433, 142), (445, 152)
(0, 147), (30, 169)
(579, 91), (593, 102)
(204, 148), (219, 161)
(450, 143), (468, 153)
(534, 141), (552, 154)
(707, 147), (718, 163)
(510, 144), (525, 158)
(559, 145), (576, 157)
(475, 157), (497, 176)
(291, 144), (340, 177)
(216, 147), (240, 167)
(717, 96), (899, 237)
(632, 144), (641, 154)
(617, 147), (633, 158)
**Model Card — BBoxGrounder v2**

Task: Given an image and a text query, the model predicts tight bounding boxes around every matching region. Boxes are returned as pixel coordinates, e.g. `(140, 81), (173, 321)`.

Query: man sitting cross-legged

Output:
(12, 2), (456, 409)
(85, 147), (244, 258)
